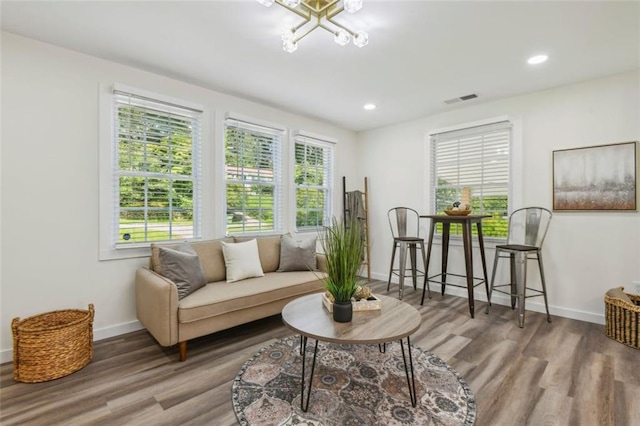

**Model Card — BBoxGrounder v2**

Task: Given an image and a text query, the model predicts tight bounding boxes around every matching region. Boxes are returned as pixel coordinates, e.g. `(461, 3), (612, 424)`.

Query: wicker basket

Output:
(604, 288), (639, 349)
(12, 304), (95, 382)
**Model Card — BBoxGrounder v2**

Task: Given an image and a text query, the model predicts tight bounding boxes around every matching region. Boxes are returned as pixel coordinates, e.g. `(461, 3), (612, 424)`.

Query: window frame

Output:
(426, 116), (522, 243)
(292, 133), (335, 233)
(223, 117), (285, 236)
(99, 84), (205, 260)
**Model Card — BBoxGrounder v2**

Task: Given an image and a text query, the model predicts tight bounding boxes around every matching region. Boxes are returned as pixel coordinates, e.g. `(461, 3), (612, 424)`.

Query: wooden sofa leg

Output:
(179, 341), (187, 362)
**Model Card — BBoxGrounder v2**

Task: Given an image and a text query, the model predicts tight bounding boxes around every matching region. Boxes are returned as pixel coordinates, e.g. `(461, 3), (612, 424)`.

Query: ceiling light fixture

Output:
(363, 103), (376, 110)
(527, 54), (548, 65)
(257, 0), (368, 52)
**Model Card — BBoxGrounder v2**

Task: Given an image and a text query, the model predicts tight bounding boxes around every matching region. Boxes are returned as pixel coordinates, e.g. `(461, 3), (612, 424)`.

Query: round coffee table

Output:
(281, 293), (421, 412)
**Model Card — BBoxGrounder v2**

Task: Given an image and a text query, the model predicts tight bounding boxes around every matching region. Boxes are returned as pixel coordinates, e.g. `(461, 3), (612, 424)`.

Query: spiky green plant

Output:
(319, 216), (364, 303)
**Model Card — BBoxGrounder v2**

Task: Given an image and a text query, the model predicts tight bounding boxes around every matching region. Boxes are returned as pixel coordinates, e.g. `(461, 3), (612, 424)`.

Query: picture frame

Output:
(552, 141), (637, 211)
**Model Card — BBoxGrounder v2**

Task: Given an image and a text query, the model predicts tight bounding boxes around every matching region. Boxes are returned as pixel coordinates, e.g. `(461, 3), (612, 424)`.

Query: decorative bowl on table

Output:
(444, 202), (472, 216)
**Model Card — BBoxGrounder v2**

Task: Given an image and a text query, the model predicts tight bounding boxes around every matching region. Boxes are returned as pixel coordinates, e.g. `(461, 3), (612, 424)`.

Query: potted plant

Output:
(320, 216), (364, 322)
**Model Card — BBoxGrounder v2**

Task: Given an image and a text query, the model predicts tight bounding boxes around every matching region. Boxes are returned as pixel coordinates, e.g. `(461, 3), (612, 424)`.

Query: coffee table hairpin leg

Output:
(399, 336), (417, 407)
(299, 336), (307, 356)
(299, 337), (416, 412)
(300, 338), (319, 412)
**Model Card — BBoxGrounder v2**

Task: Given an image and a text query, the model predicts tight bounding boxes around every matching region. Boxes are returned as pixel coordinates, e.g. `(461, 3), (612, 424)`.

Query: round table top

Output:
(281, 293), (421, 344)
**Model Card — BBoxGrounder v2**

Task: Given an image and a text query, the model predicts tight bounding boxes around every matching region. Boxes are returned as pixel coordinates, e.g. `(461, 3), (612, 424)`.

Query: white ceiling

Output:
(2, 0), (639, 132)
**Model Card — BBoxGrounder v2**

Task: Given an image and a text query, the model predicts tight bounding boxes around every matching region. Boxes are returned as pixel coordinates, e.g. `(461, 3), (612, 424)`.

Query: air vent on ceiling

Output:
(444, 93), (478, 105)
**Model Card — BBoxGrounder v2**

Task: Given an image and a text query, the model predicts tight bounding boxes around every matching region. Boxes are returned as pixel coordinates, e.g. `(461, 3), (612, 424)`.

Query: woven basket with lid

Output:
(604, 289), (639, 349)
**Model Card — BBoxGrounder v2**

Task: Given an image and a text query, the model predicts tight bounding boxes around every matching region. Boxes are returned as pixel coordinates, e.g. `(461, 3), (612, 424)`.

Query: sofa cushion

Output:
(156, 244), (207, 300)
(221, 239), (265, 283)
(278, 235), (317, 272)
(178, 271), (327, 323)
(151, 238), (232, 283)
(234, 235), (281, 273)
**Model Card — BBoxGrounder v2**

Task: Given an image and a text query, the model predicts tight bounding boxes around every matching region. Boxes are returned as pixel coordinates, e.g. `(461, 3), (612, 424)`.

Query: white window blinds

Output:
(430, 121), (511, 238)
(294, 134), (334, 231)
(114, 90), (202, 245)
(224, 118), (283, 235)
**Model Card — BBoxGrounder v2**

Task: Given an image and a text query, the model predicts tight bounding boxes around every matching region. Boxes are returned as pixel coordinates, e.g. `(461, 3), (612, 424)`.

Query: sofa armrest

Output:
(135, 268), (179, 346)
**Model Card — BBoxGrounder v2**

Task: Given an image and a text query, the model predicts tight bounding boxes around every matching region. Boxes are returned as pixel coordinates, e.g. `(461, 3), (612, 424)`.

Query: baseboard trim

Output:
(0, 320), (144, 365)
(93, 319), (145, 342)
(370, 271), (605, 325)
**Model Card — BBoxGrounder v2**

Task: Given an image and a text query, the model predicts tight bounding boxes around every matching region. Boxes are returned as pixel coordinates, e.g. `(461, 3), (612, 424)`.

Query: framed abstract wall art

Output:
(552, 141), (637, 211)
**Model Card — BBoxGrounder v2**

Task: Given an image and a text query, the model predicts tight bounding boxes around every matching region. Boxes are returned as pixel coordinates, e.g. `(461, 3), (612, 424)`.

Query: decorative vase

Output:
(333, 301), (353, 322)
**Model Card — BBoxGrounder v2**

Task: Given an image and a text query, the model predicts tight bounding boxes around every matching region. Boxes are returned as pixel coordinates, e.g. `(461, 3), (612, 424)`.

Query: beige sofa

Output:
(135, 235), (325, 361)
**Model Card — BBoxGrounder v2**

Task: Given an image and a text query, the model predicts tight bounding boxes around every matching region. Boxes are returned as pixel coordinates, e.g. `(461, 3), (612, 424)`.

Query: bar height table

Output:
(419, 214), (491, 318)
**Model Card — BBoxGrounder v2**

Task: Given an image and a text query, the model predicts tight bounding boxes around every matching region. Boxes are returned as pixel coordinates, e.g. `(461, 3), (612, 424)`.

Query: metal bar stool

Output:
(486, 207), (552, 327)
(387, 207), (431, 300)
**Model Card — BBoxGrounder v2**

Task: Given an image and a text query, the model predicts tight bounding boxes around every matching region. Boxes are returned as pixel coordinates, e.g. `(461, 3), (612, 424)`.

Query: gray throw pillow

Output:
(156, 244), (207, 300)
(278, 235), (317, 272)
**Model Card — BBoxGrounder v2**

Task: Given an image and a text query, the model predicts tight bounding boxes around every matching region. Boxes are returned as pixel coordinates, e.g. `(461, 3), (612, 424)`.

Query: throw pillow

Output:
(156, 244), (207, 300)
(233, 235), (281, 273)
(221, 239), (265, 283)
(278, 235), (317, 272)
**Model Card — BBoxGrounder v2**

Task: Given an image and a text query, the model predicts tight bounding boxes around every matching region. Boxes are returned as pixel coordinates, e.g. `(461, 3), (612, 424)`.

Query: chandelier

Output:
(256, 0), (368, 53)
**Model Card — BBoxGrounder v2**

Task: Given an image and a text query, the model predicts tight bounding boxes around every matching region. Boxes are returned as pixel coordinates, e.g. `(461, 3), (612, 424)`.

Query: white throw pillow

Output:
(221, 239), (265, 283)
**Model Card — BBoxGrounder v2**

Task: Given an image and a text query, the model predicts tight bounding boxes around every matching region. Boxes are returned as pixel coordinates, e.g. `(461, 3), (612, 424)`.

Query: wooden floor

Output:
(1, 280), (638, 426)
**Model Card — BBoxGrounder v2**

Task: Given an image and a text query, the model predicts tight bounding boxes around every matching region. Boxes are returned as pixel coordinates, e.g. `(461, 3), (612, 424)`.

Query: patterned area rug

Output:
(232, 336), (476, 425)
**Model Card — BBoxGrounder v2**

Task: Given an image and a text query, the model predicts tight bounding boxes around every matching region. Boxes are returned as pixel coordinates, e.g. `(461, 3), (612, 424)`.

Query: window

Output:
(430, 121), (511, 238)
(114, 90), (202, 246)
(224, 118), (283, 235)
(294, 135), (334, 231)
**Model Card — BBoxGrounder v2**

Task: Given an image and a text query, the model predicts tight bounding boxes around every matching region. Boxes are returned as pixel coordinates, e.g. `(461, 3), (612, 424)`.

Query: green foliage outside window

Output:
(434, 179), (508, 238)
(117, 105), (197, 244)
(225, 126), (278, 234)
(295, 142), (331, 230)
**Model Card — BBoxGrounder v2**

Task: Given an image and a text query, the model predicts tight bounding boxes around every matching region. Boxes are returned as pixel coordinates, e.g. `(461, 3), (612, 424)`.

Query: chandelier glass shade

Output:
(256, 0), (368, 52)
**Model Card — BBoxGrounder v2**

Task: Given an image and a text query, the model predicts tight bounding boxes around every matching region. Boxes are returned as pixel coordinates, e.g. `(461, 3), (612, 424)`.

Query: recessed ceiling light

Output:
(363, 103), (376, 110)
(527, 54), (548, 65)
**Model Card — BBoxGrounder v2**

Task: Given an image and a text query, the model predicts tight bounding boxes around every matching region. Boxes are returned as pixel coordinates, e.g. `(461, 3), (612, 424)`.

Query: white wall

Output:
(2, 32), (638, 364)
(359, 70), (640, 324)
(0, 33), (358, 362)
